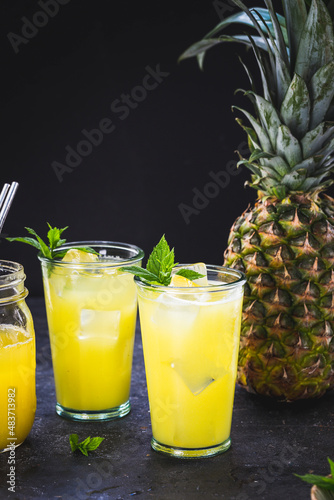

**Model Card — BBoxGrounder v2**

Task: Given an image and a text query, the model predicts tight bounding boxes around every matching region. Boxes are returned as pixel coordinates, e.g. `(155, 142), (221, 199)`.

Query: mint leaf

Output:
(329, 458), (334, 478)
(78, 445), (89, 457)
(295, 458), (334, 491)
(6, 236), (41, 251)
(7, 224), (68, 259)
(175, 269), (205, 281)
(7, 224), (98, 260)
(47, 223), (68, 252)
(120, 265), (158, 282)
(146, 235), (176, 286)
(25, 227), (53, 259)
(120, 235), (207, 286)
(295, 474), (334, 490)
(120, 235), (176, 286)
(86, 437), (105, 451)
(69, 434), (104, 456)
(146, 235), (175, 286)
(69, 433), (79, 452)
(80, 436), (91, 448)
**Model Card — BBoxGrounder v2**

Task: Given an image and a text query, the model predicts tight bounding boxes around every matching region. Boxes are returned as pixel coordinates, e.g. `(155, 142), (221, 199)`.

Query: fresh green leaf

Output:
(120, 235), (207, 286)
(7, 224), (98, 260)
(47, 223), (68, 252)
(175, 269), (205, 281)
(329, 458), (334, 478)
(6, 236), (41, 251)
(80, 436), (91, 448)
(25, 227), (53, 259)
(69, 434), (104, 456)
(69, 433), (79, 452)
(295, 473), (334, 489)
(86, 436), (105, 451)
(78, 446), (89, 457)
(146, 235), (175, 286)
(295, 457), (334, 491)
(119, 265), (158, 283)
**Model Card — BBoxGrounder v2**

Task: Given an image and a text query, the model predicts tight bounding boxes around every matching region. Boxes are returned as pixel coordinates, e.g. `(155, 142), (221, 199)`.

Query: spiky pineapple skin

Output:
(224, 192), (334, 401)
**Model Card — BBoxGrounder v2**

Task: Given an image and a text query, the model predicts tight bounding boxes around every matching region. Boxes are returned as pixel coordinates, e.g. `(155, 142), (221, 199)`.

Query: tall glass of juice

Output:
(39, 241), (144, 421)
(0, 260), (36, 452)
(136, 264), (245, 458)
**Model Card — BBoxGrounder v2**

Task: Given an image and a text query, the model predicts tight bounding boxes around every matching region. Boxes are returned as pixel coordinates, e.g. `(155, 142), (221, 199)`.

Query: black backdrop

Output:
(0, 0), (313, 295)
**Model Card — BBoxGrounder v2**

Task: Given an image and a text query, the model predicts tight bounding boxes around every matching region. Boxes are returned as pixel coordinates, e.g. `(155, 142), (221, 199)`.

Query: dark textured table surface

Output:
(1, 297), (333, 500)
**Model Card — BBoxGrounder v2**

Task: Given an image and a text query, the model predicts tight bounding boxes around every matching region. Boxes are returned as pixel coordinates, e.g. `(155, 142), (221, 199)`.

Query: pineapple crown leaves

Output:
(180, 0), (334, 199)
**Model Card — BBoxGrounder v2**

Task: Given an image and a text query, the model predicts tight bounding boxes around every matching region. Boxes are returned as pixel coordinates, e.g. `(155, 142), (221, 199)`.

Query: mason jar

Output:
(0, 260), (36, 453)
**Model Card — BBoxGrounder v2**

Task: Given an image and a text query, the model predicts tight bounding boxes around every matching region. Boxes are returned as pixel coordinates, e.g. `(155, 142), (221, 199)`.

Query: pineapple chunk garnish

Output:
(61, 248), (99, 263)
(0, 326), (30, 348)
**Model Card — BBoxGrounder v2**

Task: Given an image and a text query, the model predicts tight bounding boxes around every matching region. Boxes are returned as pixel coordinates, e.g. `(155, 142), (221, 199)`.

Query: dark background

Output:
(1, 0), (287, 295)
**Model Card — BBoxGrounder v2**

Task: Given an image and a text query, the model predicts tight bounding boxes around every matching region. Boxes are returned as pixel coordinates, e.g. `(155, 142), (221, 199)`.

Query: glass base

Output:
(55, 400), (131, 421)
(0, 441), (23, 453)
(151, 436), (231, 459)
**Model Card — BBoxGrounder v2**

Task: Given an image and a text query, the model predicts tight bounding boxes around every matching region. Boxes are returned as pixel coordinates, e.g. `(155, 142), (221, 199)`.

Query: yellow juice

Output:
(43, 268), (137, 412)
(137, 282), (243, 453)
(0, 324), (36, 451)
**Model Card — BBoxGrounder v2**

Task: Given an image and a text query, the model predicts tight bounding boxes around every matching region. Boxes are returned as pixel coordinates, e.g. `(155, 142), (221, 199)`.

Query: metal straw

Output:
(0, 182), (19, 233)
(0, 184), (10, 208)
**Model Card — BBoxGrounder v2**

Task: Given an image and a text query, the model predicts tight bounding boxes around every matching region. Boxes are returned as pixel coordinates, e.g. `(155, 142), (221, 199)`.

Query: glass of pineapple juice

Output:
(39, 241), (144, 421)
(0, 260), (36, 452)
(136, 265), (246, 458)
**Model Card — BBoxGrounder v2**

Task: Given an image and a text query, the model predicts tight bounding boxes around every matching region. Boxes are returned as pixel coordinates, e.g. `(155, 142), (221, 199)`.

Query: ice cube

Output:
(79, 309), (121, 343)
(152, 293), (199, 332)
(171, 359), (227, 396)
(49, 274), (66, 297)
(49, 270), (81, 298)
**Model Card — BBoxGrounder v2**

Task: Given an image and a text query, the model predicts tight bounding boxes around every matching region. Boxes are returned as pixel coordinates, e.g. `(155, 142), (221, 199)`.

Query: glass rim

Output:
(0, 260), (27, 301)
(0, 260), (24, 274)
(0, 260), (25, 286)
(38, 240), (145, 268)
(135, 264), (246, 293)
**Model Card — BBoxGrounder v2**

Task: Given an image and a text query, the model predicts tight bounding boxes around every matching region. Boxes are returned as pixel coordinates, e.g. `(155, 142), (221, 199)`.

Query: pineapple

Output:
(180, 0), (334, 401)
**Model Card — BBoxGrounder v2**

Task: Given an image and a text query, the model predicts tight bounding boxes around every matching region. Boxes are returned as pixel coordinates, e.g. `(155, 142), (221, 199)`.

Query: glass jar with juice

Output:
(0, 260), (36, 452)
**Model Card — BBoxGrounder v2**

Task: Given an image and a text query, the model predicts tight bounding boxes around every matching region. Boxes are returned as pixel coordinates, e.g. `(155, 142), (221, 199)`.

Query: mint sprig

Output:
(69, 434), (104, 456)
(121, 235), (204, 286)
(7, 224), (98, 260)
(295, 457), (334, 491)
